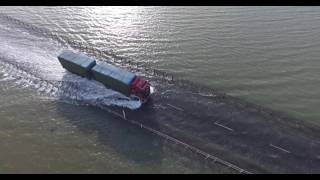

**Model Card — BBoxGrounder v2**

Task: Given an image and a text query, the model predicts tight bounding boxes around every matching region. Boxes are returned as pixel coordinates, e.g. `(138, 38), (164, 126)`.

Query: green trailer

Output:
(91, 63), (136, 96)
(58, 50), (96, 78)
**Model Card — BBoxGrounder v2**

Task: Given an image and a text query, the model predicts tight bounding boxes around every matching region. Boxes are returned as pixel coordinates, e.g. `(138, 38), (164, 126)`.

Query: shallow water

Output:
(0, 6), (320, 173)
(2, 6), (320, 122)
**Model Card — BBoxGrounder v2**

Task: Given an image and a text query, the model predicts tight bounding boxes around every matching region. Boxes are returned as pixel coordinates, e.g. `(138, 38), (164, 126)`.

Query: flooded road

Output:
(1, 7), (320, 173)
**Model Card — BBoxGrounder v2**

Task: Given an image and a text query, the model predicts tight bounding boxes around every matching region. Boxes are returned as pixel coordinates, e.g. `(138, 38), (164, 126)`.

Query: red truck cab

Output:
(130, 76), (151, 103)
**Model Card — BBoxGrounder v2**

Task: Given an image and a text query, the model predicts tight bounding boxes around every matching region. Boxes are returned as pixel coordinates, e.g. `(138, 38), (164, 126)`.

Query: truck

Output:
(57, 50), (151, 103)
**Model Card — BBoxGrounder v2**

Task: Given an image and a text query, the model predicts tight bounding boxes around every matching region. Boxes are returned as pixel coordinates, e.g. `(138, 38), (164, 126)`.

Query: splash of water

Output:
(0, 28), (142, 109)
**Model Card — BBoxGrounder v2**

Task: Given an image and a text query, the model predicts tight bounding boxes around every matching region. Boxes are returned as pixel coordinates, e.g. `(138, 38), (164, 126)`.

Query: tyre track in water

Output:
(1, 13), (320, 173)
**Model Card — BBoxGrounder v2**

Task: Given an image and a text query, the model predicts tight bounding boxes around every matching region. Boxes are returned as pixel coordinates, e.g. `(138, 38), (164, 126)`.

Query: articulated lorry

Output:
(58, 50), (150, 103)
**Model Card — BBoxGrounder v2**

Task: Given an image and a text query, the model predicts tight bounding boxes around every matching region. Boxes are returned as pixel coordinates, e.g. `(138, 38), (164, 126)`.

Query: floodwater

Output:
(0, 6), (320, 173)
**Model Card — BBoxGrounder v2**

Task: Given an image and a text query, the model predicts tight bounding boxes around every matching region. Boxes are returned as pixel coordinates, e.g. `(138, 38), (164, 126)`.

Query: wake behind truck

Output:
(57, 50), (151, 103)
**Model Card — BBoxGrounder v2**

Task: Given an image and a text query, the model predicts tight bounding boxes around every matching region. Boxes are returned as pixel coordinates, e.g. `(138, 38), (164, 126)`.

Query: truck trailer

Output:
(58, 50), (150, 103)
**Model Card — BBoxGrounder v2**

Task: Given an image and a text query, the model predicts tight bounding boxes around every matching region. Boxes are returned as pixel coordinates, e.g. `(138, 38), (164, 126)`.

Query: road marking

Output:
(154, 104), (167, 110)
(122, 110), (126, 120)
(270, 144), (291, 154)
(92, 101), (252, 174)
(214, 122), (234, 132)
(167, 103), (184, 112)
(161, 90), (174, 95)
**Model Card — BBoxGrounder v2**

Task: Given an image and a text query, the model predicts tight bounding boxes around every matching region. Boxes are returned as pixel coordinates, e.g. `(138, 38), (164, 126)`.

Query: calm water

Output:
(0, 6), (320, 173)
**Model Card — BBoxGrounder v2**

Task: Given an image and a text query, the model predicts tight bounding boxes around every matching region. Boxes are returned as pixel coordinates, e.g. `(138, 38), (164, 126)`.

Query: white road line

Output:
(122, 110), (126, 120)
(95, 102), (251, 174)
(214, 122), (234, 132)
(270, 144), (291, 154)
(167, 103), (184, 112)
(154, 104), (167, 110)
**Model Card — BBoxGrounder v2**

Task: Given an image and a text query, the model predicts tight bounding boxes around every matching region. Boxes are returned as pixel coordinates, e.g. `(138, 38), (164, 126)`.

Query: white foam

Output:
(0, 24), (142, 110)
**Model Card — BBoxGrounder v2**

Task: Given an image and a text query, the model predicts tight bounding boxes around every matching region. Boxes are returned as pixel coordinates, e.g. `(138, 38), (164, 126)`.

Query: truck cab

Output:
(130, 76), (151, 103)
